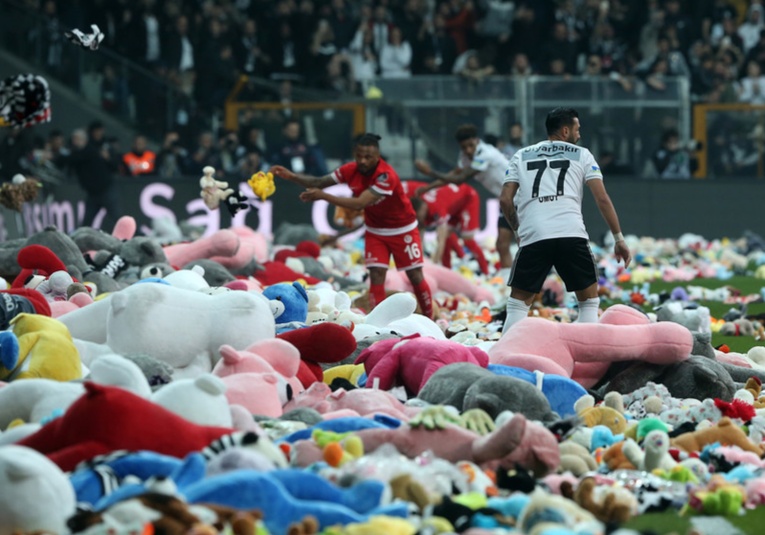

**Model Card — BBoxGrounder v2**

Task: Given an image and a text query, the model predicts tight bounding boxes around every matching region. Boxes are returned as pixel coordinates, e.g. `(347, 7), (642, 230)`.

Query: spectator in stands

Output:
(369, 4), (392, 53)
(100, 64), (130, 118)
(501, 122), (525, 161)
(379, 26), (412, 78)
(125, 3), (162, 67)
(122, 135), (156, 176)
(162, 14), (196, 96)
(218, 130), (247, 179)
(155, 131), (193, 178)
(190, 131), (222, 174)
(541, 21), (578, 75)
(240, 125), (268, 157)
(196, 43), (240, 113)
(457, 51), (495, 83)
(328, 0), (356, 50)
(268, 20), (306, 81)
(269, 119), (328, 176)
(738, 3), (764, 54)
(348, 24), (379, 91)
(509, 52), (534, 77)
(236, 18), (271, 76)
(441, 0), (476, 56)
(68, 124), (121, 228)
(647, 128), (698, 179)
(237, 151), (267, 182)
(413, 13), (457, 75)
(307, 19), (340, 88)
(736, 59), (765, 104)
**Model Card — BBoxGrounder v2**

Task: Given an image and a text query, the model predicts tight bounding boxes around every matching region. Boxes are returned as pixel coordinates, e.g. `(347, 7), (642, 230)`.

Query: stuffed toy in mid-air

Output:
(64, 24), (105, 51)
(0, 74), (51, 129)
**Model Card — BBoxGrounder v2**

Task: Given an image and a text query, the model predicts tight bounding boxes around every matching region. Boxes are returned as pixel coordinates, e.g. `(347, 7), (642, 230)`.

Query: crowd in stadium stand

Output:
(3, 0), (765, 185)
(22, 0), (765, 107)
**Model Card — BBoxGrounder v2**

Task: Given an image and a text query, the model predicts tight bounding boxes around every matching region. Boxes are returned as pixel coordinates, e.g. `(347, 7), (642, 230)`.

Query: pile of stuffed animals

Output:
(4, 215), (765, 535)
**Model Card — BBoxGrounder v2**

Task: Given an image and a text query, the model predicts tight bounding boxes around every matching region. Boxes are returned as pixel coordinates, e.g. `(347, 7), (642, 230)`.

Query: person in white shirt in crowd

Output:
(348, 23), (378, 92)
(379, 26), (412, 78)
(739, 3), (765, 54)
(414, 124), (514, 274)
(500, 107), (631, 332)
(737, 59), (765, 104)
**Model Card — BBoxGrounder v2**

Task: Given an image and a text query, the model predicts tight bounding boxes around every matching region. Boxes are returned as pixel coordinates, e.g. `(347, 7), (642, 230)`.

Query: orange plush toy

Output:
(671, 417), (764, 456)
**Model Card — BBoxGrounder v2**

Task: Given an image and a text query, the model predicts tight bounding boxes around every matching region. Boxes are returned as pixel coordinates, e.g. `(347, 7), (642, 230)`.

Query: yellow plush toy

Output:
(248, 171), (276, 201)
(574, 394), (628, 435)
(0, 313), (81, 381)
(323, 364), (366, 386)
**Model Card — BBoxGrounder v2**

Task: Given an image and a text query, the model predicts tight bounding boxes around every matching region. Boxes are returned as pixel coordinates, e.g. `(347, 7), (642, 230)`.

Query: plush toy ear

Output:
(292, 281), (308, 303)
(219, 345), (243, 365)
(246, 338), (300, 378)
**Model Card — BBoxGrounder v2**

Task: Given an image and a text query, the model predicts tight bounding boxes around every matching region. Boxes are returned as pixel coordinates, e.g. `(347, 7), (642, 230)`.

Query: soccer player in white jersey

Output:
(414, 124), (513, 273)
(500, 107), (631, 333)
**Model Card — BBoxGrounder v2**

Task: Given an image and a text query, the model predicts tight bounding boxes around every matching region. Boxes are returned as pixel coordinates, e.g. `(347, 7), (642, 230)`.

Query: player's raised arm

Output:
(269, 165), (336, 189)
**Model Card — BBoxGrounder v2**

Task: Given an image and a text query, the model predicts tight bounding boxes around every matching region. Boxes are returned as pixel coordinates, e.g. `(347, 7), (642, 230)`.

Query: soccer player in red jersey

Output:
(402, 180), (489, 274)
(270, 133), (434, 318)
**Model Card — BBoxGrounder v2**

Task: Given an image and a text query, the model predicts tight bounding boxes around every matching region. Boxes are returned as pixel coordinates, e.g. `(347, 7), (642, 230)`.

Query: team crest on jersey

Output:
(404, 234), (413, 244)
(376, 173), (389, 183)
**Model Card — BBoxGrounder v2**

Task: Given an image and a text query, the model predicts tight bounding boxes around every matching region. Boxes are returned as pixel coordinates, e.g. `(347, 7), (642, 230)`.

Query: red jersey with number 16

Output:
(332, 158), (417, 236)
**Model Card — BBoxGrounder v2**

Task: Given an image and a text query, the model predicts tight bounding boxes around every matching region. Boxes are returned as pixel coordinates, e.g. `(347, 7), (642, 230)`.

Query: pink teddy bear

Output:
(355, 333), (490, 395)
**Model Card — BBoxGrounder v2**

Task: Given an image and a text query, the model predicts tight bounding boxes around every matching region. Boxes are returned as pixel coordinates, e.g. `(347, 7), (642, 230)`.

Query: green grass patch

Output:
(610, 275), (765, 354)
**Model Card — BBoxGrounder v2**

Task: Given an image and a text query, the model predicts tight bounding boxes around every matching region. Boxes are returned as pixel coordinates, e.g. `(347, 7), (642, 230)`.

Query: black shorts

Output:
(497, 215), (513, 231)
(508, 237), (598, 293)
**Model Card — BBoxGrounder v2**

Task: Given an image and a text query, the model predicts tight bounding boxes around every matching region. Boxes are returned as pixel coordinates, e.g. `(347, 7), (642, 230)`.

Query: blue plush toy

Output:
(263, 281), (309, 332)
(487, 364), (587, 418)
(72, 448), (408, 535)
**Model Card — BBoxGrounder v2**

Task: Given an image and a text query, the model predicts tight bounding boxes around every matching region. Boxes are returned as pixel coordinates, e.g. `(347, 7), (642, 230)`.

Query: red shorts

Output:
(365, 227), (424, 271)
(447, 188), (480, 234)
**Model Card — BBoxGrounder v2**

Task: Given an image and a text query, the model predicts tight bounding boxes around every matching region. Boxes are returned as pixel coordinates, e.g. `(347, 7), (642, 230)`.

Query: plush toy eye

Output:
(276, 296), (282, 301)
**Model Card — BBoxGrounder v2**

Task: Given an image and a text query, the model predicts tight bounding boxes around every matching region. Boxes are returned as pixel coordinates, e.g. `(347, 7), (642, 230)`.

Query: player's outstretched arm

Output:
(587, 179), (631, 268)
(415, 159), (477, 185)
(300, 187), (382, 210)
(270, 165), (336, 189)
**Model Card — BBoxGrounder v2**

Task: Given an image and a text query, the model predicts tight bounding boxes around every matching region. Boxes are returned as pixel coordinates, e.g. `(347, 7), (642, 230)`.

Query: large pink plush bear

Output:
(488, 304), (693, 388)
(212, 339), (303, 418)
(355, 334), (490, 395)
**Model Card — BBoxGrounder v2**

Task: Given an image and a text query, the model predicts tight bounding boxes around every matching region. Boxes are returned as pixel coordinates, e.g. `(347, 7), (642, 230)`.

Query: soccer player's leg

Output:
(390, 228), (434, 319)
(502, 240), (553, 334)
(364, 232), (391, 310)
(457, 193), (489, 275)
(554, 238), (600, 323)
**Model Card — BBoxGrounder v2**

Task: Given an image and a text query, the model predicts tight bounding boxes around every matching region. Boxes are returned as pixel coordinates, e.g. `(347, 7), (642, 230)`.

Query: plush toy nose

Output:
(270, 300), (285, 320)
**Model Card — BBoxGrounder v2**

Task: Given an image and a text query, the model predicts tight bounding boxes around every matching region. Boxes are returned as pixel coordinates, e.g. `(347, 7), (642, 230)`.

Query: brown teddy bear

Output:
(566, 476), (635, 524)
(671, 417), (763, 455)
(0, 174), (41, 212)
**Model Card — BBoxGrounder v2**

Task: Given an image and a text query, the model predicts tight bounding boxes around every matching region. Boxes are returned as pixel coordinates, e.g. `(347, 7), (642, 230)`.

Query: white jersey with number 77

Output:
(504, 140), (603, 247)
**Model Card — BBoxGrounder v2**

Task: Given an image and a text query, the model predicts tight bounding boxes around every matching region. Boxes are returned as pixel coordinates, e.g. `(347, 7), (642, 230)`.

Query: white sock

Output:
(502, 297), (531, 334)
(576, 297), (600, 323)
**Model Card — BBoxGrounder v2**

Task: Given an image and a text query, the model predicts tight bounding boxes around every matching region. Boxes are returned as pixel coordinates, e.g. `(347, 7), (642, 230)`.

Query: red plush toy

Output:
(254, 261), (321, 287)
(18, 382), (236, 471)
(11, 244), (74, 289)
(273, 241), (321, 264)
(277, 322), (357, 388)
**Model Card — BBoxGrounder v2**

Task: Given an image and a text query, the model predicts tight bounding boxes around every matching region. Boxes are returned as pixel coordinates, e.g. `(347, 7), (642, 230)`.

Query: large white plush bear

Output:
(59, 283), (275, 379)
(0, 445), (76, 535)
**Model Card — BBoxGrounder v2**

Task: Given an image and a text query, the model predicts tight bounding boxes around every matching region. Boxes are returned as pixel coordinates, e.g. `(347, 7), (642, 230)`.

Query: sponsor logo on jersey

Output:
(376, 173), (389, 183)
(591, 165), (601, 172)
